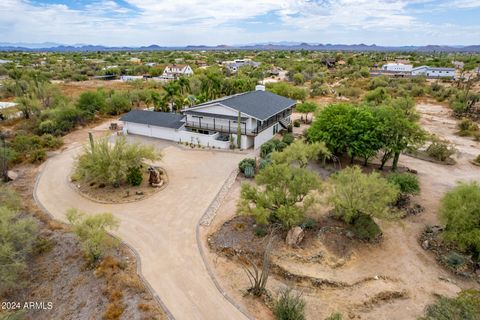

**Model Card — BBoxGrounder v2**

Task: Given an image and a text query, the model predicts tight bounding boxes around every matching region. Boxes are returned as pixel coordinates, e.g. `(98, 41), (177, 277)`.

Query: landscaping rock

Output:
(286, 226), (305, 247)
(135, 191), (144, 195)
(422, 240), (429, 250)
(7, 170), (18, 181)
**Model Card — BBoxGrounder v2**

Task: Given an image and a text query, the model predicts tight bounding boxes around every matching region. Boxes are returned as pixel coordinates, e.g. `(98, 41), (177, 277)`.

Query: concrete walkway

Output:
(35, 143), (249, 320)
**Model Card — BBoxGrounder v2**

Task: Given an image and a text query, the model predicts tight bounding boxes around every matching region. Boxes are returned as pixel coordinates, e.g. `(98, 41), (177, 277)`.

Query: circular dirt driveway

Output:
(35, 139), (249, 320)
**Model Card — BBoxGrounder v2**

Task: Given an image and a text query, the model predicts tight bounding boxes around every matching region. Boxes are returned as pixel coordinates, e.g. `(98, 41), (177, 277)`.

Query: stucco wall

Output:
(253, 125), (274, 149)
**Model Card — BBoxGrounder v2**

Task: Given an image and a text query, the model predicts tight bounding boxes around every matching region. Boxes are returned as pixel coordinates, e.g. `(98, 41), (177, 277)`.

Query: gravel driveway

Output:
(35, 140), (249, 320)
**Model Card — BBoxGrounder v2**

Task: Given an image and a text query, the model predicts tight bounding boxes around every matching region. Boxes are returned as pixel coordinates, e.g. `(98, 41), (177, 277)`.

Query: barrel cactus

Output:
(244, 165), (255, 178)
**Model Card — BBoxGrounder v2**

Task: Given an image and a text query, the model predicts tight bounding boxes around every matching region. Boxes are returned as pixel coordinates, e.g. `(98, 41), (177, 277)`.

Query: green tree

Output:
(375, 100), (426, 170)
(74, 136), (160, 187)
(16, 95), (41, 119)
(440, 182), (480, 260)
(328, 166), (400, 224)
(66, 209), (119, 263)
(238, 163), (321, 229)
(76, 90), (107, 115)
(271, 139), (330, 168)
(307, 103), (353, 154)
(295, 102), (317, 123)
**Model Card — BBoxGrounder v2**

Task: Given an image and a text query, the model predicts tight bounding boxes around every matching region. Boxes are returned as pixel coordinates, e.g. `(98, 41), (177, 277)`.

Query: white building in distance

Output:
(381, 63), (413, 72)
(411, 66), (456, 78)
(160, 64), (193, 80)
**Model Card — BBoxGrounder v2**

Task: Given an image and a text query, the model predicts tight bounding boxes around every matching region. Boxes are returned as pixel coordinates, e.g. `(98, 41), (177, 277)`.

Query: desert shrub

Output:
(76, 90), (107, 115)
(351, 214), (382, 241)
(29, 148), (47, 163)
(426, 140), (456, 162)
(325, 313), (343, 320)
(293, 120), (301, 127)
(363, 87), (391, 106)
(440, 182), (480, 260)
(444, 251), (466, 269)
(272, 139), (330, 168)
(39, 134), (63, 149)
(419, 290), (480, 320)
(276, 141), (288, 152)
(458, 118), (478, 132)
(475, 154), (480, 165)
(260, 140), (276, 158)
(253, 225), (268, 237)
(300, 217), (317, 230)
(244, 165), (255, 178)
(103, 91), (132, 115)
(337, 86), (362, 98)
(259, 157), (272, 170)
(66, 209), (119, 263)
(126, 166), (143, 186)
(0, 205), (38, 295)
(387, 173), (420, 195)
(260, 139), (286, 158)
(273, 288), (306, 320)
(282, 133), (295, 145)
(329, 166), (400, 224)
(239, 158), (256, 173)
(74, 137), (160, 187)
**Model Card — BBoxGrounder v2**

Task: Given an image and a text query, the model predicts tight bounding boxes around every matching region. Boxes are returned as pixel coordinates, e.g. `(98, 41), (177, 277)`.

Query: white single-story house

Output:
(224, 59), (261, 73)
(411, 66), (455, 78)
(381, 63), (413, 72)
(120, 87), (295, 149)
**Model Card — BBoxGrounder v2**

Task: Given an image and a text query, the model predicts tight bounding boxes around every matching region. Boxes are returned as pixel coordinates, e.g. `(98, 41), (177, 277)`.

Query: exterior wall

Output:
(412, 67), (455, 78)
(123, 122), (180, 141)
(253, 124), (275, 149)
(123, 121), (231, 149)
(178, 130), (230, 149)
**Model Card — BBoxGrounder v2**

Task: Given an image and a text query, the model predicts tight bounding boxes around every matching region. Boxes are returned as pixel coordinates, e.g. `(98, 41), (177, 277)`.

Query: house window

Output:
(273, 124), (279, 134)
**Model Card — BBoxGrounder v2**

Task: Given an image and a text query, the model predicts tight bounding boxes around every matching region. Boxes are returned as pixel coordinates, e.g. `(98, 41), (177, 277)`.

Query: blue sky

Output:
(0, 0), (479, 46)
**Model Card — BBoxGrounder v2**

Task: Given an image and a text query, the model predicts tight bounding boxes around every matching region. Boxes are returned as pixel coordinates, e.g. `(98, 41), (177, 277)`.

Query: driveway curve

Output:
(35, 142), (249, 320)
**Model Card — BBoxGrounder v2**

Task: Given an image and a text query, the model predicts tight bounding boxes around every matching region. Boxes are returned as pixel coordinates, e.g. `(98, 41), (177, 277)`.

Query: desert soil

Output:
(202, 103), (480, 320)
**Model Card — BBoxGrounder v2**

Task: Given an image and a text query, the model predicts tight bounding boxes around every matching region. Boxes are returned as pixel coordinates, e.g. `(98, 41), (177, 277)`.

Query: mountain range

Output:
(0, 42), (479, 52)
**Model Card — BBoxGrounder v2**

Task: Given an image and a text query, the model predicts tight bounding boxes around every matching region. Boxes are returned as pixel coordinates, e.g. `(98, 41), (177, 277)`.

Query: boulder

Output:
(6, 170), (18, 181)
(286, 226), (305, 247)
(422, 240), (429, 250)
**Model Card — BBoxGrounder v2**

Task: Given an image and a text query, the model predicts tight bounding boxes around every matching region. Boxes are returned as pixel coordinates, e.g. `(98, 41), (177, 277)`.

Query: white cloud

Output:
(0, 0), (478, 45)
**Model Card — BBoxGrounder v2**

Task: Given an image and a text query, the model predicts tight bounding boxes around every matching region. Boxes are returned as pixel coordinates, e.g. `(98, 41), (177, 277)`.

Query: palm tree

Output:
(163, 82), (180, 112)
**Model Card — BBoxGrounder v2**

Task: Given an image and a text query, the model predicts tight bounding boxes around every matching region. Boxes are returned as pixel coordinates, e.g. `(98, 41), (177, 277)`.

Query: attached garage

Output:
(120, 110), (184, 142)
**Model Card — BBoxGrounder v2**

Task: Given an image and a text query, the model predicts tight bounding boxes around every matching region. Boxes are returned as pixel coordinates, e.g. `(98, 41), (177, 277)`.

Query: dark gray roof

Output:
(194, 90), (296, 121)
(120, 110), (184, 129)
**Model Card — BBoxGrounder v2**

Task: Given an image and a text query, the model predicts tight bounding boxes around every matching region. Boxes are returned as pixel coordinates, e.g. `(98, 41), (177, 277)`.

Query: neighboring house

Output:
(381, 63), (413, 72)
(0, 59), (12, 64)
(120, 87), (295, 149)
(411, 66), (455, 78)
(160, 64), (193, 80)
(129, 57), (141, 64)
(224, 59), (260, 73)
(145, 62), (157, 67)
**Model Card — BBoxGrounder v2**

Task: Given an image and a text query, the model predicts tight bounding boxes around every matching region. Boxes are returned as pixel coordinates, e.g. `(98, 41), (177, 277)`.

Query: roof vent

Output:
(255, 85), (265, 91)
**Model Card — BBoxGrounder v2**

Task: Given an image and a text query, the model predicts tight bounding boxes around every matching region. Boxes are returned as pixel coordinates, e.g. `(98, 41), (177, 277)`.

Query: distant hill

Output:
(0, 42), (479, 52)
